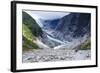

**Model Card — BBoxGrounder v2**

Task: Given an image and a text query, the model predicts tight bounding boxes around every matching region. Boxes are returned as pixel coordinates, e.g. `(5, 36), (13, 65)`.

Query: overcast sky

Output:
(24, 10), (70, 27)
(24, 10), (70, 20)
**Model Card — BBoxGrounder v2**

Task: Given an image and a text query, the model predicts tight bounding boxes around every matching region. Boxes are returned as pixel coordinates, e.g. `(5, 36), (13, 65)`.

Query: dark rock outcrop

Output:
(53, 13), (91, 42)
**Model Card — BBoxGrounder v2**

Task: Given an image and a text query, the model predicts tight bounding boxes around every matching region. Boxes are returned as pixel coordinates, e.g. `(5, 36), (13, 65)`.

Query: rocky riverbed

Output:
(22, 49), (91, 63)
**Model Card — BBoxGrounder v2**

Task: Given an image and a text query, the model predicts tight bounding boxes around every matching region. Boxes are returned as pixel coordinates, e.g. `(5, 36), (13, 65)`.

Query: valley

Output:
(22, 11), (91, 63)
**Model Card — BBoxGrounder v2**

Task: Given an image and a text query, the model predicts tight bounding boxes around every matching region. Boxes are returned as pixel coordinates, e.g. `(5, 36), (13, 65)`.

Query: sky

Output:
(24, 10), (70, 27)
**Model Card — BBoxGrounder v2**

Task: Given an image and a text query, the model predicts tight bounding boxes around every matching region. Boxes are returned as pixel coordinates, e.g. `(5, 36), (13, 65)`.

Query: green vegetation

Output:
(22, 24), (39, 50)
(22, 36), (39, 50)
(22, 11), (42, 37)
(80, 40), (91, 50)
(80, 38), (91, 50)
(72, 37), (91, 50)
(23, 24), (35, 41)
(22, 11), (43, 50)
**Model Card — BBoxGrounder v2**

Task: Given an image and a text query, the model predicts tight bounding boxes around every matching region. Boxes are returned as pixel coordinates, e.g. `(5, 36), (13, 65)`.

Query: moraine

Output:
(22, 49), (91, 63)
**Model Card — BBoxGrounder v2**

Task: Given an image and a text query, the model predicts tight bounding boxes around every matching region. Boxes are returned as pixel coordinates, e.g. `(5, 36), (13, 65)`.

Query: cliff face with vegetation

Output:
(22, 11), (42, 50)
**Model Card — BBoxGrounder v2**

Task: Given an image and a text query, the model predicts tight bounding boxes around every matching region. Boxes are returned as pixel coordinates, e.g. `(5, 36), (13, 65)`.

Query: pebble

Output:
(22, 49), (91, 63)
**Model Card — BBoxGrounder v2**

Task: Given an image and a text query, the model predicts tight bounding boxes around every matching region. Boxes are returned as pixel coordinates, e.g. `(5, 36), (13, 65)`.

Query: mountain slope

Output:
(22, 11), (43, 50)
(41, 19), (60, 29)
(42, 13), (91, 50)
(22, 11), (43, 37)
(22, 24), (39, 50)
(53, 13), (90, 41)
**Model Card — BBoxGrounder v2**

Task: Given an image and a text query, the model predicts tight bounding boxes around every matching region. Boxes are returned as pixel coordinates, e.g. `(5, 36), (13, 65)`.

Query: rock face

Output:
(41, 19), (60, 29)
(39, 32), (61, 48)
(39, 13), (91, 49)
(53, 13), (91, 42)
